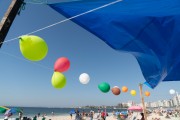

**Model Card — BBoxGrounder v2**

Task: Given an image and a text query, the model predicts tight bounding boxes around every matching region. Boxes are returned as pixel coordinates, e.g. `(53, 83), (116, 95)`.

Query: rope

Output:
(0, 50), (53, 71)
(2, 0), (122, 44)
(25, 0), (48, 4)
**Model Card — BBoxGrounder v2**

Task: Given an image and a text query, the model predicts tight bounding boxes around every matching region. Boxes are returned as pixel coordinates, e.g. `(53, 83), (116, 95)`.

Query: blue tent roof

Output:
(48, 0), (180, 88)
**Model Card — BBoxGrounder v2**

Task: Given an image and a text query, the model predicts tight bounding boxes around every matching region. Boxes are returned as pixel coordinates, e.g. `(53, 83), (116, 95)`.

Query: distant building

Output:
(157, 100), (164, 107)
(122, 103), (128, 108)
(145, 102), (151, 108)
(127, 101), (135, 107)
(169, 99), (174, 107)
(150, 102), (158, 108)
(172, 94), (180, 107)
(116, 92), (180, 108)
(164, 100), (171, 107)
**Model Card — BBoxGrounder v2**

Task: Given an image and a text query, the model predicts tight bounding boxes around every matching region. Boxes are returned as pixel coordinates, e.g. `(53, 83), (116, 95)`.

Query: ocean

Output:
(0, 107), (127, 119)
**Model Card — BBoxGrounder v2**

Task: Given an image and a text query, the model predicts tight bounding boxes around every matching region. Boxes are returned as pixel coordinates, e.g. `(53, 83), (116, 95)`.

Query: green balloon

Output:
(19, 35), (48, 61)
(51, 72), (66, 89)
(98, 82), (110, 93)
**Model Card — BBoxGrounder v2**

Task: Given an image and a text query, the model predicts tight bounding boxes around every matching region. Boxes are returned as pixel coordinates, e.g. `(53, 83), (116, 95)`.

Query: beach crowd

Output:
(3, 108), (180, 120)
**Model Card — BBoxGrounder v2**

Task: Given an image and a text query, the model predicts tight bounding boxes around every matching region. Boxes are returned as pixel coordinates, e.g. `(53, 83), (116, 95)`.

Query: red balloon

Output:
(54, 57), (70, 72)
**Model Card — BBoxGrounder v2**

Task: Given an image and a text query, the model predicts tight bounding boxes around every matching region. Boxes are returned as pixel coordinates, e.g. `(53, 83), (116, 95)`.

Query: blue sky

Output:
(0, 0), (180, 108)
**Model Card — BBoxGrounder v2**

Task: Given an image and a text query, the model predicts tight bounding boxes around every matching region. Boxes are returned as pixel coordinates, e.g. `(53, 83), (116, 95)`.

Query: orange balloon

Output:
(145, 91), (150, 97)
(122, 86), (128, 92)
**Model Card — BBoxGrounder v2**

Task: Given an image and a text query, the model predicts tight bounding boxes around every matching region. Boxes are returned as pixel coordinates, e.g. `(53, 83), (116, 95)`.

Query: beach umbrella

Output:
(49, 0), (180, 88)
(4, 108), (22, 116)
(4, 109), (12, 117)
(120, 111), (128, 115)
(128, 106), (143, 112)
(69, 110), (75, 114)
(0, 106), (9, 113)
(115, 111), (120, 116)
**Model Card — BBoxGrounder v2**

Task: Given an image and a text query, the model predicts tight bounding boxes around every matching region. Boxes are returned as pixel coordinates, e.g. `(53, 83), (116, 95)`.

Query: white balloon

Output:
(169, 89), (175, 94)
(79, 73), (90, 84)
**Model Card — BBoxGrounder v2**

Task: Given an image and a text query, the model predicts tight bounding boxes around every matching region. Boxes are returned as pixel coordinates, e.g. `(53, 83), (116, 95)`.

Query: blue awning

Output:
(48, 0), (180, 88)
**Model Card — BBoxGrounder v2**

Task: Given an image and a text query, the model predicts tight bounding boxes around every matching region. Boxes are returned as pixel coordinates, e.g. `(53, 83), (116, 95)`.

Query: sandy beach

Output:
(1, 112), (180, 120)
(34, 113), (180, 120)
(37, 115), (180, 120)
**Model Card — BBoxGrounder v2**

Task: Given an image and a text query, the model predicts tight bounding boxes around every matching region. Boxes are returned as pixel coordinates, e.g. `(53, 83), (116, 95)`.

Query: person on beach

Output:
(112, 111), (116, 118)
(42, 115), (46, 120)
(75, 109), (80, 120)
(140, 113), (145, 120)
(89, 111), (93, 120)
(82, 110), (86, 120)
(51, 111), (54, 116)
(38, 113), (40, 117)
(19, 111), (23, 120)
(117, 111), (123, 120)
(97, 110), (101, 120)
(101, 110), (105, 120)
(70, 113), (72, 119)
(4, 115), (9, 120)
(33, 115), (37, 120)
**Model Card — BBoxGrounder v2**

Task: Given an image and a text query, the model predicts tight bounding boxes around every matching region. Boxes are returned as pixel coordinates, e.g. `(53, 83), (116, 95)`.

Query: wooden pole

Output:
(139, 83), (148, 120)
(0, 0), (24, 48)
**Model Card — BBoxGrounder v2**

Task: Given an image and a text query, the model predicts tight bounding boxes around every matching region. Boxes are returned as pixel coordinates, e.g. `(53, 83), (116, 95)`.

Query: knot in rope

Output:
(18, 1), (26, 15)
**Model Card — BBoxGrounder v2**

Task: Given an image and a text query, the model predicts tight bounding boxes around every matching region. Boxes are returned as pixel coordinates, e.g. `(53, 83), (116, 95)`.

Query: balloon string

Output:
(0, 50), (53, 71)
(2, 0), (122, 44)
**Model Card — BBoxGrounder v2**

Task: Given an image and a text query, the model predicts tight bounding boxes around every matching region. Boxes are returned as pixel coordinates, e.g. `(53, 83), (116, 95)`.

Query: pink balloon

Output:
(54, 57), (70, 72)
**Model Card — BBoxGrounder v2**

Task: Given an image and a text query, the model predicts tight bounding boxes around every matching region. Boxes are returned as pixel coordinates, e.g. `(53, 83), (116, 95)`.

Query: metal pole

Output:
(0, 0), (24, 48)
(139, 83), (148, 120)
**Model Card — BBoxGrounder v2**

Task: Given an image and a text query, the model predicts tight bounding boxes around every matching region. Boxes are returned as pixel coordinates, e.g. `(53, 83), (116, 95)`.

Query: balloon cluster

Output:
(52, 57), (70, 89)
(97, 83), (152, 97)
(18, 36), (152, 95)
(19, 35), (70, 90)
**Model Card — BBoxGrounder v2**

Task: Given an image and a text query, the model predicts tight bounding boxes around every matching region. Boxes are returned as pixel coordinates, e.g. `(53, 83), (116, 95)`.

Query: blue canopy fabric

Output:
(48, 0), (180, 88)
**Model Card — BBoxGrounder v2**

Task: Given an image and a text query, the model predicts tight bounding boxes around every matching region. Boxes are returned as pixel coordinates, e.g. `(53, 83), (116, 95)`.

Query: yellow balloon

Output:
(130, 90), (136, 96)
(19, 35), (48, 61)
(51, 72), (66, 89)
